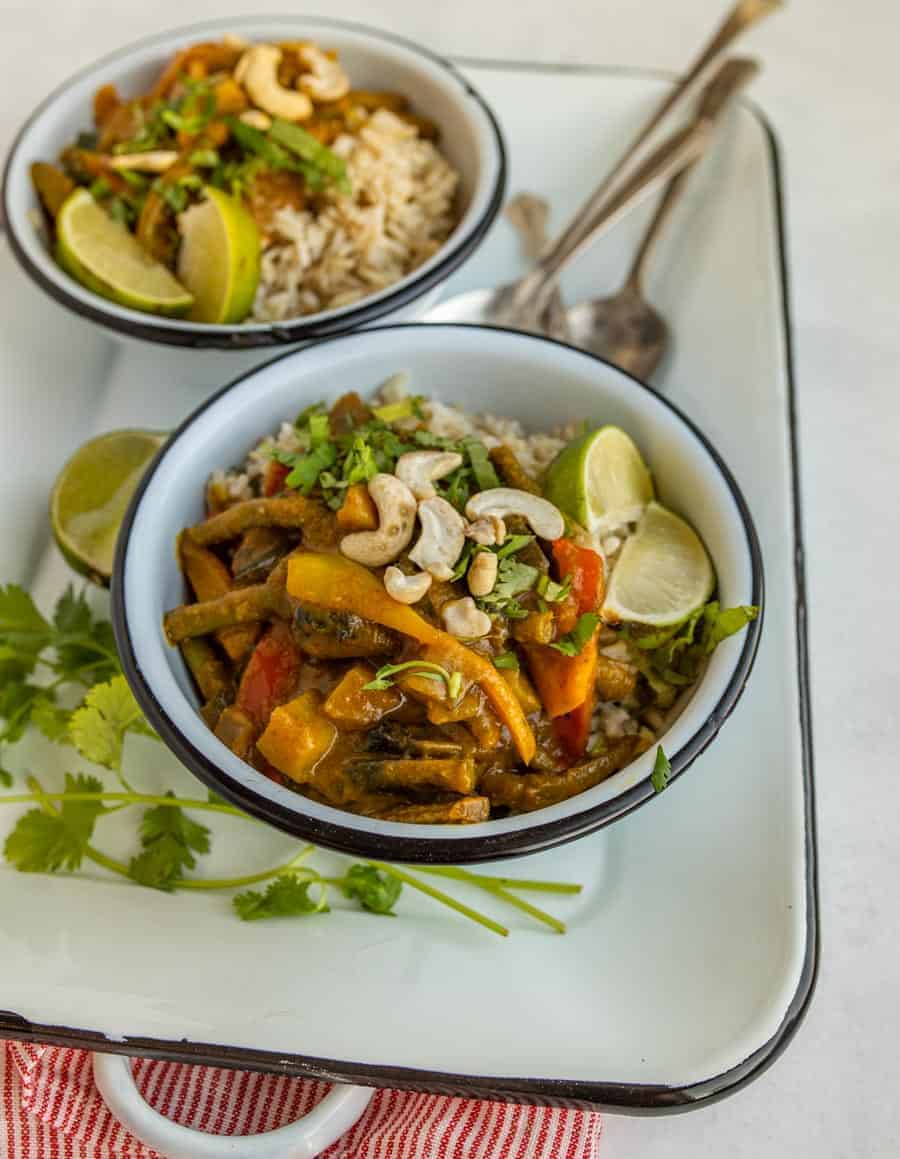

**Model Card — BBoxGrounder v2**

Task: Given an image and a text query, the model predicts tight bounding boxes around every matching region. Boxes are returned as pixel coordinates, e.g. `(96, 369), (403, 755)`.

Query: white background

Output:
(2, 2), (898, 1156)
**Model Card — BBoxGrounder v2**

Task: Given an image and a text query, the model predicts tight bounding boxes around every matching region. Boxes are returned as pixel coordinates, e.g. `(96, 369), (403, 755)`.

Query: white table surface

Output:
(2, 2), (898, 1157)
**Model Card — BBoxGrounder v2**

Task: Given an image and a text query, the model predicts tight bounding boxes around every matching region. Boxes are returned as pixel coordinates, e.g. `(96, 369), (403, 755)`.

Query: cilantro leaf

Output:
(274, 443), (338, 495)
(496, 534), (535, 559)
(128, 793), (211, 891)
(4, 773), (105, 872)
(702, 602), (759, 652)
(0, 585), (52, 672)
(491, 559), (540, 601)
(0, 679), (46, 745)
(340, 864), (402, 915)
(651, 746), (671, 793)
(68, 676), (150, 771)
(550, 612), (600, 656)
(537, 573), (572, 603)
(342, 436), (379, 485)
(51, 586), (120, 685)
(233, 873), (329, 920)
(625, 600), (759, 693)
(30, 696), (71, 742)
(461, 437), (500, 491)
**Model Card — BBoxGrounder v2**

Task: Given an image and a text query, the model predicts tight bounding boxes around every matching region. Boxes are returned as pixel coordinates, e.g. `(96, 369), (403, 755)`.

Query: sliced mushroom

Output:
(384, 566), (432, 605)
(467, 551), (498, 597)
(409, 497), (466, 580)
(108, 151), (179, 173)
(234, 44), (313, 121)
(339, 474), (417, 567)
(442, 597), (492, 639)
(466, 488), (564, 541)
(395, 451), (463, 500)
(466, 515), (506, 546)
(296, 43), (351, 102)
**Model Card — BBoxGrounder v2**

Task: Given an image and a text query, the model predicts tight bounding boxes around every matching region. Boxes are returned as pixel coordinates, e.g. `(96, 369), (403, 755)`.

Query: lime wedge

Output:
(56, 189), (193, 316)
(50, 430), (166, 585)
(544, 426), (654, 532)
(602, 501), (715, 627)
(176, 187), (260, 324)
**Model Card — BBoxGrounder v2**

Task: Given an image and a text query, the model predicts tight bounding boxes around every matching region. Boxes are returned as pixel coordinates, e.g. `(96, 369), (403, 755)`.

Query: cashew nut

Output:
(467, 551), (498, 597)
(384, 566), (432, 605)
(238, 109), (272, 131)
(108, 151), (178, 174)
(395, 451), (463, 501)
(466, 488), (564, 541)
(296, 43), (350, 103)
(466, 515), (506, 546)
(442, 597), (493, 639)
(409, 497), (466, 580)
(234, 44), (313, 121)
(339, 474), (417, 566)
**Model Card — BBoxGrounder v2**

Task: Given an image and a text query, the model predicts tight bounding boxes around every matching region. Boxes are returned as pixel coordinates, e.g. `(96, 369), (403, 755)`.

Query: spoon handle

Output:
(531, 0), (779, 284)
(624, 57), (760, 293)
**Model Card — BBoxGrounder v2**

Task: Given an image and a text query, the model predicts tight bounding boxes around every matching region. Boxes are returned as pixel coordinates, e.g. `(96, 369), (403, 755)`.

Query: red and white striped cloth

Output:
(1, 1041), (602, 1158)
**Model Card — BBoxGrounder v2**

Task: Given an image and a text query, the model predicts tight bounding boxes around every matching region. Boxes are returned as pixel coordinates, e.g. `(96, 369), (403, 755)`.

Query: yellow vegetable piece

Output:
(256, 690), (337, 784)
(286, 553), (536, 763)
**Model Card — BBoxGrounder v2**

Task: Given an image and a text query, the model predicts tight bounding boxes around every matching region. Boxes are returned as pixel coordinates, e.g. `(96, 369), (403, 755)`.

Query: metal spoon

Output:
(427, 0), (780, 333)
(566, 57), (760, 378)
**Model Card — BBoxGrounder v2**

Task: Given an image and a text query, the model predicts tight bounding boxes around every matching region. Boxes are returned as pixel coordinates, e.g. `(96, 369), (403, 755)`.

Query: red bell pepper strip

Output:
(235, 622), (301, 728)
(553, 676), (597, 760)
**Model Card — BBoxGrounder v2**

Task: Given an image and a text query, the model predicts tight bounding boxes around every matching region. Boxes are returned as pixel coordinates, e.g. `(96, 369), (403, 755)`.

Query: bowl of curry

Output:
(112, 323), (762, 862)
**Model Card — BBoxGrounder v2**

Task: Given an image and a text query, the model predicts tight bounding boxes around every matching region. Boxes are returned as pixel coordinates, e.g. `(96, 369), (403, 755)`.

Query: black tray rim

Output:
(0, 58), (818, 1117)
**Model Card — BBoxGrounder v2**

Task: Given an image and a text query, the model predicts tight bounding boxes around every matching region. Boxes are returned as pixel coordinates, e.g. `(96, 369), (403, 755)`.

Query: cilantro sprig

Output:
(364, 660), (463, 701)
(625, 601), (759, 687)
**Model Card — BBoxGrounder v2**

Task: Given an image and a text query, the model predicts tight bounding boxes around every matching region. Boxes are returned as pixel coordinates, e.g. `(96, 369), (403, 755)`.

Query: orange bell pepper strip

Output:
(524, 635), (599, 719)
(286, 553), (536, 764)
(527, 540), (605, 744)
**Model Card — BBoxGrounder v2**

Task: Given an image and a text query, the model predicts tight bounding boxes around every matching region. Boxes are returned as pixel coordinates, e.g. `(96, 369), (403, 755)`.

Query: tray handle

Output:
(92, 1052), (373, 1159)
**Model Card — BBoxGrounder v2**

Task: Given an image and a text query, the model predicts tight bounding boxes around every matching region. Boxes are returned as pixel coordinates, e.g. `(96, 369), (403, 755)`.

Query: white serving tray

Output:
(0, 61), (816, 1113)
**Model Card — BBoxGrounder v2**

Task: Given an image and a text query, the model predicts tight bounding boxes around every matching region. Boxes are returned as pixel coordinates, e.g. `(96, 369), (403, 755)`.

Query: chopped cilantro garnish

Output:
(461, 437), (500, 491)
(651, 746), (671, 793)
(537, 573), (572, 603)
(550, 612), (599, 656)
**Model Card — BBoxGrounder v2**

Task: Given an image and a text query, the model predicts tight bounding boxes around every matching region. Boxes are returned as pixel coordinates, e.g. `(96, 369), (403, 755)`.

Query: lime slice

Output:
(176, 186), (260, 324)
(544, 426), (654, 532)
(56, 189), (193, 316)
(602, 501), (715, 627)
(50, 430), (166, 585)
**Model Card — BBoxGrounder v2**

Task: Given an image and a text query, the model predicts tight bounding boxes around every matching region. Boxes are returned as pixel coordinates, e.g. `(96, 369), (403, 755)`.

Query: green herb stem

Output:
(176, 846), (316, 892)
(0, 790), (248, 818)
(416, 866), (582, 895)
(368, 861), (508, 937)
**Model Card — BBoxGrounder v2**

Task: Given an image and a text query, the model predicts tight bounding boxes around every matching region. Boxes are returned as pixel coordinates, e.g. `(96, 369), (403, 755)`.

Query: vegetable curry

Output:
(163, 384), (753, 823)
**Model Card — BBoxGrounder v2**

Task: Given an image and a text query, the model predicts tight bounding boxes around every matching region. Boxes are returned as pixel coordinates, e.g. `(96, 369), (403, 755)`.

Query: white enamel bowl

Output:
(112, 323), (763, 862)
(1, 17), (505, 349)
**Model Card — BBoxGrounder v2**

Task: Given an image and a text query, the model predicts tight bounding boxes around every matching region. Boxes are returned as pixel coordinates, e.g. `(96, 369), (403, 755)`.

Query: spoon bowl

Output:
(566, 285), (670, 381)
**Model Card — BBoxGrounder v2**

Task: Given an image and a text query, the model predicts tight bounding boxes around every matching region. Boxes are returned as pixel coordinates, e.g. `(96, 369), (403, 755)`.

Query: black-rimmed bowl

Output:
(2, 17), (506, 349)
(112, 323), (763, 863)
